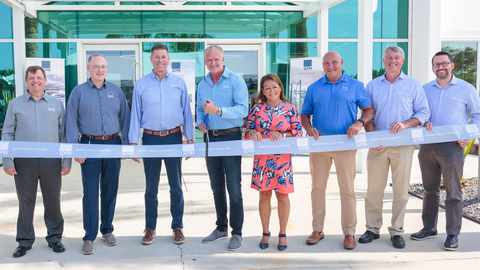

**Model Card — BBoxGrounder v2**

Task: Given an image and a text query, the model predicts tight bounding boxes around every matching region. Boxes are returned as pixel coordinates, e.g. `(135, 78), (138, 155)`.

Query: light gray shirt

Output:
(2, 91), (72, 169)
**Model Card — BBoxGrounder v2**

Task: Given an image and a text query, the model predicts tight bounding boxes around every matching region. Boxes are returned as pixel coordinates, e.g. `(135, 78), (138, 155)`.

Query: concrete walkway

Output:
(0, 151), (479, 269)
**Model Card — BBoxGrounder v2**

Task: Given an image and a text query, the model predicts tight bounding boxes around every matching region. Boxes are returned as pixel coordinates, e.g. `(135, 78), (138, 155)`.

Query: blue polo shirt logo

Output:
(303, 60), (312, 70)
(341, 87), (349, 91)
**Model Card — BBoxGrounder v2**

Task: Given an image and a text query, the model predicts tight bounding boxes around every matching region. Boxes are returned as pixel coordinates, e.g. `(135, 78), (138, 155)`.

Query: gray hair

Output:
(88, 53), (107, 65)
(383, 45), (405, 59)
(205, 45), (224, 58)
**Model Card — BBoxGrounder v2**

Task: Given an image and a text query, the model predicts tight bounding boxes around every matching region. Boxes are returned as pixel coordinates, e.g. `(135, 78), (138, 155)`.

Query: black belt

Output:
(208, 127), (241, 136)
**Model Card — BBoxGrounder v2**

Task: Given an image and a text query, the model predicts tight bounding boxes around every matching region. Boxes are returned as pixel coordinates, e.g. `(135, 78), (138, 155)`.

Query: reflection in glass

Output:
(0, 3), (13, 39)
(442, 42), (478, 87)
(205, 12), (265, 38)
(328, 42), (358, 78)
(28, 12), (78, 39)
(142, 12), (204, 38)
(329, 0), (358, 38)
(0, 43), (15, 136)
(78, 12), (142, 38)
(25, 42), (78, 101)
(266, 42), (317, 101)
(373, 0), (408, 39)
(372, 42), (408, 79)
(266, 12), (316, 39)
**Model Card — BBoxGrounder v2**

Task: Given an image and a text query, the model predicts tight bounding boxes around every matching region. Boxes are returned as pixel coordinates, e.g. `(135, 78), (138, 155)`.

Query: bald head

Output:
(322, 51), (344, 83)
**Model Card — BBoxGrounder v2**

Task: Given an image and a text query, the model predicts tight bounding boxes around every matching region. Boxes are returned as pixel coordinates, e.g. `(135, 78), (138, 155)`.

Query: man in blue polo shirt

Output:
(410, 51), (480, 251)
(300, 51), (374, 250)
(196, 45), (248, 251)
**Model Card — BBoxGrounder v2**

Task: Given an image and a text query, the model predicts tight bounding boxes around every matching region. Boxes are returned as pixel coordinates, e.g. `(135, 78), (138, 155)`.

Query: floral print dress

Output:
(245, 101), (302, 194)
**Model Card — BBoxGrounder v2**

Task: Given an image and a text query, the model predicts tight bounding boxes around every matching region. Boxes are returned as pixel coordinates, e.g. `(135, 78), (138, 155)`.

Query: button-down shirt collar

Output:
(323, 71), (347, 85)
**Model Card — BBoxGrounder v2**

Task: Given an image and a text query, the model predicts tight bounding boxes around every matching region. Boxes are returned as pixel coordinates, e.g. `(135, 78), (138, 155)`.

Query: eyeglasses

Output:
(89, 65), (108, 70)
(433, 62), (451, 68)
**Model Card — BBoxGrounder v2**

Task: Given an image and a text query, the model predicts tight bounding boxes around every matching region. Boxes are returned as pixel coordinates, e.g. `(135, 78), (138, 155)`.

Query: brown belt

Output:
(81, 132), (119, 140)
(208, 127), (241, 136)
(144, 126), (181, 136)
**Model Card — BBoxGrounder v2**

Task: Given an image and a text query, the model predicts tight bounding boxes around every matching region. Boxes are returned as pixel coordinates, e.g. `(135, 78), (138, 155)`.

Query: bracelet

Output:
(248, 130), (255, 138)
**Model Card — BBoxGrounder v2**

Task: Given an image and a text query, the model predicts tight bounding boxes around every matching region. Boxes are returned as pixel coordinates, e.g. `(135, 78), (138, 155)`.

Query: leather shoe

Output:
(410, 228), (437, 240)
(306, 231), (325, 245)
(391, 235), (405, 249)
(48, 242), (66, 253)
(344, 235), (356, 250)
(444, 235), (458, 251)
(13, 246), (32, 258)
(358, 230), (380, 243)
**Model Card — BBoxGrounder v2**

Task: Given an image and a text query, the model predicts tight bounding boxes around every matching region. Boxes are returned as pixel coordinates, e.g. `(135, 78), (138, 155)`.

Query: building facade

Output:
(0, 0), (478, 132)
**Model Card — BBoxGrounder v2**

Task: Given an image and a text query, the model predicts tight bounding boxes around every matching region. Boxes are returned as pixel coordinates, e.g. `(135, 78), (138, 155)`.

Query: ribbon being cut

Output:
(0, 124), (479, 159)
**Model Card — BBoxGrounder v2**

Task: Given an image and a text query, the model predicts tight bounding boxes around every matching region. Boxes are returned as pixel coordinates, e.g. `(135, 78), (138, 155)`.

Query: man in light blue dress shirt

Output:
(410, 51), (480, 251)
(129, 44), (194, 246)
(196, 45), (248, 251)
(359, 45), (430, 249)
(66, 54), (131, 255)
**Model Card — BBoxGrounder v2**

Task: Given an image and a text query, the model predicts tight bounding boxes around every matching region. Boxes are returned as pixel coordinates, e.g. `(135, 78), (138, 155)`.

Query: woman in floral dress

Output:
(245, 73), (302, 251)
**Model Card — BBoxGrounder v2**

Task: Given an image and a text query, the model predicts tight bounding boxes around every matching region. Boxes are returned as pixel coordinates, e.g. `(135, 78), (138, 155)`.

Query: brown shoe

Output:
(173, 228), (185, 245)
(141, 228), (156, 245)
(344, 234), (356, 250)
(306, 231), (325, 245)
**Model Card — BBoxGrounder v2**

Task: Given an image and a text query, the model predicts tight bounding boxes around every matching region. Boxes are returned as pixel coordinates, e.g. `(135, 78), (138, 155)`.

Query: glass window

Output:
(184, 2), (225, 5)
(48, 1), (115, 5)
(266, 12), (317, 39)
(329, 42), (358, 78)
(142, 42), (204, 84)
(373, 0), (409, 39)
(372, 42), (408, 79)
(442, 42), (478, 87)
(25, 42), (78, 101)
(0, 3), (13, 39)
(266, 42), (318, 100)
(329, 0), (358, 38)
(142, 12), (204, 38)
(121, 1), (164, 4)
(232, 2), (294, 5)
(78, 12), (141, 38)
(28, 12), (78, 39)
(0, 43), (15, 136)
(205, 12), (264, 38)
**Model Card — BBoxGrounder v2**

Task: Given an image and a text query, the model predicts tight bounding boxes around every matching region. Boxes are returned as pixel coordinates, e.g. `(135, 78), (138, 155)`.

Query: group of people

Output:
(2, 44), (479, 258)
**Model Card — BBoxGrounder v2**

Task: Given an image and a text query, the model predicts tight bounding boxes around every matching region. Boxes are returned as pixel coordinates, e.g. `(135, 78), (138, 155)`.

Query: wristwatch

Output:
(216, 107), (222, 116)
(357, 118), (365, 127)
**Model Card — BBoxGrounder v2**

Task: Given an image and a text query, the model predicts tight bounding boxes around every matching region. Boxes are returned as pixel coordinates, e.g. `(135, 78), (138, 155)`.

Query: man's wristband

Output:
(357, 118), (365, 127)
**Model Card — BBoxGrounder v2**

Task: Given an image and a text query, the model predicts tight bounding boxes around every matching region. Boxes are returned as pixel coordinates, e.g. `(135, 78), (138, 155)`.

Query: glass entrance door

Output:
(81, 44), (141, 108)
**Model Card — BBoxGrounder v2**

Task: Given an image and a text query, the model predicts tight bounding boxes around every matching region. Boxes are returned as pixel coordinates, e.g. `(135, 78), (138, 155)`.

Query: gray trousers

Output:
(14, 158), (64, 247)
(418, 142), (464, 235)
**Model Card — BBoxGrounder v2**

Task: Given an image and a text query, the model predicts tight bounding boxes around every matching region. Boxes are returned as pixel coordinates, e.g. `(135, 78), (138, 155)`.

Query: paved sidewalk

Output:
(0, 151), (479, 269)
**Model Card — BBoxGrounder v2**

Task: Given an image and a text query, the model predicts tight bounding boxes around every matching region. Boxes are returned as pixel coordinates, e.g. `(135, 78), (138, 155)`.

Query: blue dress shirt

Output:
(66, 79), (131, 144)
(366, 71), (430, 131)
(301, 72), (371, 135)
(196, 66), (249, 130)
(423, 75), (480, 125)
(129, 70), (194, 144)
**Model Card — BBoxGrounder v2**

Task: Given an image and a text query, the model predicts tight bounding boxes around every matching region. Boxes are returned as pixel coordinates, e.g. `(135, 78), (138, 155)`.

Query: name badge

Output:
(48, 104), (55, 112)
(107, 91), (114, 98)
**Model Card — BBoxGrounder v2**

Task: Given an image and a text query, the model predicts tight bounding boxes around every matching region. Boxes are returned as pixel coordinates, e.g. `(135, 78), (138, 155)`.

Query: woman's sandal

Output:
(259, 232), (271, 249)
(278, 234), (287, 251)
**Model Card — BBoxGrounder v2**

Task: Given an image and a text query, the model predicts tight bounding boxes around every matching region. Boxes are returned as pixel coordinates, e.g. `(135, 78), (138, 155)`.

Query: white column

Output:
(317, 7), (329, 58)
(12, 6), (26, 97)
(357, 0), (374, 174)
(411, 0), (441, 84)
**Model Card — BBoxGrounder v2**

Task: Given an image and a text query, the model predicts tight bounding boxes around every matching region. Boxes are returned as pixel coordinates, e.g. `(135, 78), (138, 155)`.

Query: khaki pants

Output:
(310, 150), (357, 235)
(365, 145), (415, 236)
